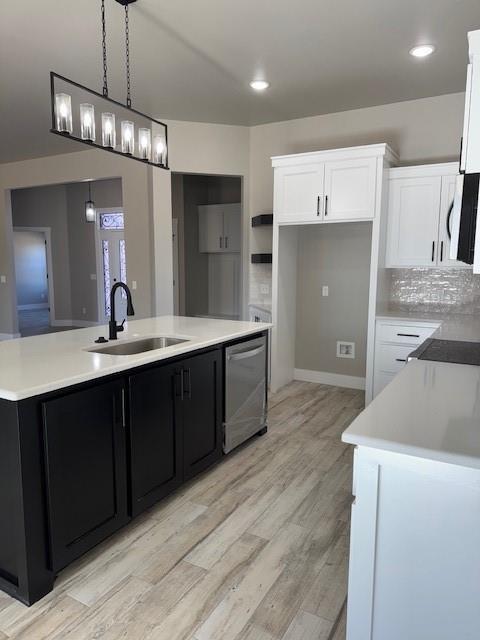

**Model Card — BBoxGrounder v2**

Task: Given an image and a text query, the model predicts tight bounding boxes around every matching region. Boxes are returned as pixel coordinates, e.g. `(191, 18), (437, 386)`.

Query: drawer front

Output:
(373, 371), (396, 397)
(377, 322), (438, 345)
(376, 343), (414, 374)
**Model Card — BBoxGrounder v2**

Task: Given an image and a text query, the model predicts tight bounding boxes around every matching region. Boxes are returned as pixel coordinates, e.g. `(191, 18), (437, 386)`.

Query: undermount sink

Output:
(88, 336), (189, 356)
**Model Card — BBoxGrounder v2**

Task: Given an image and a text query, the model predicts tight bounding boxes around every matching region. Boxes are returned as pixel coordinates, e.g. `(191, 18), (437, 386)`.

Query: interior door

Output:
(275, 163), (325, 224)
(386, 177), (442, 267)
(438, 174), (468, 268)
(97, 212), (127, 324)
(323, 157), (377, 220)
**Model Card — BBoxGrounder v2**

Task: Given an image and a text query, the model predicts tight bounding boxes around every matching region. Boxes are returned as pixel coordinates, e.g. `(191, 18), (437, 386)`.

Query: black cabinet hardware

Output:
(431, 241), (435, 262)
(395, 358), (407, 362)
(183, 368), (192, 400)
(397, 333), (420, 338)
(325, 194), (328, 216)
(317, 195), (320, 216)
(440, 240), (444, 262)
(447, 201), (454, 239)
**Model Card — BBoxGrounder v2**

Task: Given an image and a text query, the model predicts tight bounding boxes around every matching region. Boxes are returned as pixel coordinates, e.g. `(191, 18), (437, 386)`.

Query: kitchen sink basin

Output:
(88, 336), (189, 356)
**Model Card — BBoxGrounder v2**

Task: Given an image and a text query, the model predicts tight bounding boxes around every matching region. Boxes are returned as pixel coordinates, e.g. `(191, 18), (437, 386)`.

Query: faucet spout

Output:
(109, 282), (135, 340)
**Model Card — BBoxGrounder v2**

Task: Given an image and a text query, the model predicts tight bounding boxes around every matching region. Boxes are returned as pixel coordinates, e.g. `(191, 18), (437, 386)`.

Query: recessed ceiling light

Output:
(409, 44), (435, 58)
(250, 80), (270, 91)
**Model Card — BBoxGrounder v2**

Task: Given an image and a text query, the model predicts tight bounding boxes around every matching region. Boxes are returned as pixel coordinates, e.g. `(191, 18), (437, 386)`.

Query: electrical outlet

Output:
(82, 307), (87, 316)
(90, 273), (97, 281)
(131, 281), (137, 290)
(322, 285), (329, 297)
(260, 283), (270, 295)
(337, 341), (355, 359)
(0, 275), (6, 284)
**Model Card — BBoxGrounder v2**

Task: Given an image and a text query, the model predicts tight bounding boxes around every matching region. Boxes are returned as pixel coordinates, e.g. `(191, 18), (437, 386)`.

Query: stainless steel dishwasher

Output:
(224, 334), (267, 454)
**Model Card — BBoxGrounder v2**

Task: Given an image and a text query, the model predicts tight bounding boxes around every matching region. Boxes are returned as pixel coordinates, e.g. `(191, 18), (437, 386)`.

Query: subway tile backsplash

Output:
(249, 263), (272, 308)
(389, 268), (480, 315)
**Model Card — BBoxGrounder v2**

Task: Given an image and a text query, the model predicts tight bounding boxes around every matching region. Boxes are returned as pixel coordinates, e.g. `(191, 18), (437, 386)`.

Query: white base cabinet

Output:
(347, 446), (480, 640)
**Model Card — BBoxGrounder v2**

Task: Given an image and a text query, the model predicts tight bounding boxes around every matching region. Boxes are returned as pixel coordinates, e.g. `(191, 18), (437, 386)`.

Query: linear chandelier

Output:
(50, 0), (169, 169)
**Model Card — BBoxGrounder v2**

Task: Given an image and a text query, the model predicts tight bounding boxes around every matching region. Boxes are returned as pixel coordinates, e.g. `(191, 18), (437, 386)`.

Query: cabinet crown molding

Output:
(271, 143), (398, 168)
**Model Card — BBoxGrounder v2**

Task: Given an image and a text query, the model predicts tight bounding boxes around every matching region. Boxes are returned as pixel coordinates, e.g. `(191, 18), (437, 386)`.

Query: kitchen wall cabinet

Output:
(273, 151), (378, 224)
(128, 362), (182, 517)
(385, 163), (466, 268)
(42, 380), (128, 571)
(198, 203), (241, 253)
(181, 349), (222, 480)
(460, 31), (480, 173)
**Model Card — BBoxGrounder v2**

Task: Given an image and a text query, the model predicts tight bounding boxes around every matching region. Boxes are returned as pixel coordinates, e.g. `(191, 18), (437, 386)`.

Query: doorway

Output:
(13, 227), (55, 336)
(95, 209), (128, 324)
(171, 173), (243, 320)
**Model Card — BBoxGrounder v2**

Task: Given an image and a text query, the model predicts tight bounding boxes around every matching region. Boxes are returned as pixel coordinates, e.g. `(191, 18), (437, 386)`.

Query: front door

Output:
(96, 210), (127, 324)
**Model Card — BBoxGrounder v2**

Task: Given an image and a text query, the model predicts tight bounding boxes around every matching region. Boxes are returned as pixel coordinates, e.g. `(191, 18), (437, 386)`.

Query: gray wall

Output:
(11, 184), (72, 320)
(13, 231), (48, 307)
(295, 222), (372, 377)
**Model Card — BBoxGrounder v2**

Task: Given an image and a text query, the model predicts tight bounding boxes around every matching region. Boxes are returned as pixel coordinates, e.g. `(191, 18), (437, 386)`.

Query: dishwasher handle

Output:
(227, 345), (265, 361)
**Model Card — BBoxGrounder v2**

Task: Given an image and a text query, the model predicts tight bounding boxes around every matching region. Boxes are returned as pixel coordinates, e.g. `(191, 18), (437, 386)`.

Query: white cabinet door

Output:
(208, 253), (240, 318)
(274, 163), (324, 224)
(324, 157), (377, 221)
(198, 205), (224, 253)
(386, 177), (442, 267)
(438, 174), (469, 268)
(223, 203), (241, 252)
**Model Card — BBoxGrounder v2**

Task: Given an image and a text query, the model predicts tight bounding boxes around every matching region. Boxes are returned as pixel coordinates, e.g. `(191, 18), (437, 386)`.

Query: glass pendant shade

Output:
(102, 112), (116, 148)
(153, 135), (166, 165)
(121, 121), (135, 154)
(139, 128), (151, 161)
(85, 199), (96, 223)
(80, 104), (96, 141)
(54, 93), (73, 134)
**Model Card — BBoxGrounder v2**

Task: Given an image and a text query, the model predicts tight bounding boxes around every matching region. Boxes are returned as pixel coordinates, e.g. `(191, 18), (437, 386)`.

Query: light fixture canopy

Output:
(409, 44), (435, 58)
(250, 79), (270, 91)
(50, 0), (168, 169)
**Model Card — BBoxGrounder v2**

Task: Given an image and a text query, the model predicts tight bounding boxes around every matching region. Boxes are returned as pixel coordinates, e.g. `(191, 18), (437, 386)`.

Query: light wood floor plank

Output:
(281, 610), (332, 640)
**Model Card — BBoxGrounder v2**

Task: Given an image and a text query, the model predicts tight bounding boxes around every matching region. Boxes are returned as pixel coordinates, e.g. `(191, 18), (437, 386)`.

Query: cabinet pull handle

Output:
(317, 196), (320, 216)
(175, 370), (183, 398)
(225, 236), (228, 249)
(397, 333), (420, 338)
(219, 237), (223, 249)
(440, 240), (444, 262)
(183, 368), (192, 400)
(431, 241), (435, 262)
(395, 358), (407, 362)
(325, 195), (328, 216)
(446, 201), (454, 240)
(121, 388), (126, 428)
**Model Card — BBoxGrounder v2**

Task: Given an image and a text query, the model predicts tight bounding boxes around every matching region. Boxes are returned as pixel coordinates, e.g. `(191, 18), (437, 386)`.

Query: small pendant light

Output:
(85, 182), (96, 223)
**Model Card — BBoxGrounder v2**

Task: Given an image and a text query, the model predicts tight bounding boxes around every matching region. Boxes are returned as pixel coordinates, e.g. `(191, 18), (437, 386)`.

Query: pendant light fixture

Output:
(85, 182), (96, 223)
(50, 0), (168, 169)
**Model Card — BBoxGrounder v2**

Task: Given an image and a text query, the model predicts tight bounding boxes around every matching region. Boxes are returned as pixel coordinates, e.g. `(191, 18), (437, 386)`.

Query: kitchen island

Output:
(0, 316), (271, 606)
(342, 357), (480, 640)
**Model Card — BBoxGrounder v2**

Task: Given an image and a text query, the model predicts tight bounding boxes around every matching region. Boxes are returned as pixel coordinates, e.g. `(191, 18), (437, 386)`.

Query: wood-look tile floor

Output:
(0, 381), (363, 640)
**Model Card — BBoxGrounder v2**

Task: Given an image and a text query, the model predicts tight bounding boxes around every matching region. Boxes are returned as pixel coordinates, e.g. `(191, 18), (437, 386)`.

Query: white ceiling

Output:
(1, 0), (479, 163)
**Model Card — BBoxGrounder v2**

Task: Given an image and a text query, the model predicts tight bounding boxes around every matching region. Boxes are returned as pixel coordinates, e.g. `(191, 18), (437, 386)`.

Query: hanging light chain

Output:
(101, 0), (109, 97)
(125, 4), (132, 108)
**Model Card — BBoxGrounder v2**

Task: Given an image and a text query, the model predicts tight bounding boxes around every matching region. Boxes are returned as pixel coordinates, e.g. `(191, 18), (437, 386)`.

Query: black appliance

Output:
(456, 173), (480, 264)
(410, 339), (480, 366)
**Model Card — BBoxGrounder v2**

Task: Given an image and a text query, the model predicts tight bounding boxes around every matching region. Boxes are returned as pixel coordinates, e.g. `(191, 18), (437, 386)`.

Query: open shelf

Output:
(251, 253), (273, 264)
(252, 214), (273, 227)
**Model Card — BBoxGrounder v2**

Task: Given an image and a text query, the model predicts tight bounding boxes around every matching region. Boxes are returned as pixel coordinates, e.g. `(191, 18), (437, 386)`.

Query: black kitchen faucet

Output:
(109, 282), (135, 340)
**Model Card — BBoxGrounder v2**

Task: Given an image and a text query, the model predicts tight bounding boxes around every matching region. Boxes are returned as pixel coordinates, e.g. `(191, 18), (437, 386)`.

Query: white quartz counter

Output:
(0, 316), (271, 401)
(343, 359), (480, 469)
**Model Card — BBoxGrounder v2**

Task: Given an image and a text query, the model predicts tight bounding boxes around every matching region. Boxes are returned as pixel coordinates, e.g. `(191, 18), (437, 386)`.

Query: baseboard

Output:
(294, 368), (366, 390)
(0, 333), (21, 341)
(17, 303), (49, 311)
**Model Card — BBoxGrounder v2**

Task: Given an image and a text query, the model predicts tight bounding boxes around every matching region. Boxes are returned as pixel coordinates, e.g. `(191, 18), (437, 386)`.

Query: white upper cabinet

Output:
(386, 176), (442, 267)
(324, 157), (377, 221)
(272, 148), (382, 225)
(199, 203), (241, 253)
(385, 164), (467, 269)
(274, 163), (325, 224)
(460, 31), (480, 173)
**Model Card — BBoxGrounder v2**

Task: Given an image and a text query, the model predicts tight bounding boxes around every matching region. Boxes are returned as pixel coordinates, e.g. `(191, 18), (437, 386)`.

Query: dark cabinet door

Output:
(128, 362), (182, 517)
(42, 380), (128, 572)
(182, 349), (223, 480)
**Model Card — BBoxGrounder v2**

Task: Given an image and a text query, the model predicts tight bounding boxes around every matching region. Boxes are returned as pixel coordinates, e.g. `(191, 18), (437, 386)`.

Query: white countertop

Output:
(0, 316), (271, 401)
(343, 359), (480, 469)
